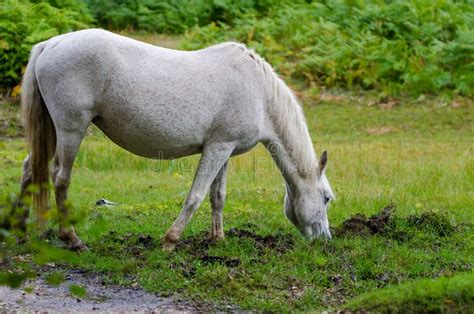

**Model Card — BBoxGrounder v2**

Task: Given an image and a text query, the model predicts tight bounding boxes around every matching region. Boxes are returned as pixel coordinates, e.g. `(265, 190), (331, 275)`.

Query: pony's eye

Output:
(324, 196), (331, 205)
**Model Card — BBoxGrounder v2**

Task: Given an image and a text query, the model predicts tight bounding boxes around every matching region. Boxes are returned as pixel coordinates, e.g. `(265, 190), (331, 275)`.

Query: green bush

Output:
(181, 0), (474, 96)
(0, 0), (91, 94)
(1, 0), (472, 97)
(85, 0), (281, 33)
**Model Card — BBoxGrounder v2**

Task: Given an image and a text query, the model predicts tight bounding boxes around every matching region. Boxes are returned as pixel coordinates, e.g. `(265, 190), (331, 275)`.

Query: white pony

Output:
(18, 29), (334, 251)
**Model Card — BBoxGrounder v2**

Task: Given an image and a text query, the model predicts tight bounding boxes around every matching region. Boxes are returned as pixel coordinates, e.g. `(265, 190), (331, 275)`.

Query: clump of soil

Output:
(334, 205), (457, 239)
(334, 205), (394, 237)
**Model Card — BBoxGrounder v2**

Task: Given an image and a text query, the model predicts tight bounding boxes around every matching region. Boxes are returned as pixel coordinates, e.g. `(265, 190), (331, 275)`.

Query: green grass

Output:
(346, 272), (474, 313)
(0, 98), (473, 311)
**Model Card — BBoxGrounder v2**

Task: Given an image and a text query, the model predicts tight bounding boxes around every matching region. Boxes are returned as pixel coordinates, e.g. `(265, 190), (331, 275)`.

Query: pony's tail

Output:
(21, 42), (56, 216)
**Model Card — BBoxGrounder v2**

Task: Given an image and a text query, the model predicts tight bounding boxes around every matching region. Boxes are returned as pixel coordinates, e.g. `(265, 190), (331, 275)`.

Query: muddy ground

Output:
(0, 268), (199, 313)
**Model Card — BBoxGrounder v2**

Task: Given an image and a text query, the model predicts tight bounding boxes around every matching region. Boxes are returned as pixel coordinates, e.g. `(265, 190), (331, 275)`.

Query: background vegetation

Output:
(1, 0), (473, 96)
(0, 0), (91, 93)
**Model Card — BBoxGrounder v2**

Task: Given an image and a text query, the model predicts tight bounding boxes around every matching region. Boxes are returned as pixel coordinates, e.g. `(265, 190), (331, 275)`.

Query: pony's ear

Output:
(318, 150), (328, 176)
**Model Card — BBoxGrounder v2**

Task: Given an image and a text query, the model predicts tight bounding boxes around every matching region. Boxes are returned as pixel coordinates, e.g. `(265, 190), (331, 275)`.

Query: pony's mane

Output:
(225, 42), (318, 176)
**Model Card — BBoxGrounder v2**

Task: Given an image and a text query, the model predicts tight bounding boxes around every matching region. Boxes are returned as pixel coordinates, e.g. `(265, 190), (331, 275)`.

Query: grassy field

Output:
(1, 94), (473, 311)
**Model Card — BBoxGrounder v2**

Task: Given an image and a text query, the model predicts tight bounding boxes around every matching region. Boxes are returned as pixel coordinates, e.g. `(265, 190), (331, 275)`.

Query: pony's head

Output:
(284, 151), (335, 239)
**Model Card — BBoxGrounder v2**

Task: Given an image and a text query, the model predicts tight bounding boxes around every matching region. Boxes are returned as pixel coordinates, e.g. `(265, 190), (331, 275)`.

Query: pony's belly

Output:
(92, 118), (203, 159)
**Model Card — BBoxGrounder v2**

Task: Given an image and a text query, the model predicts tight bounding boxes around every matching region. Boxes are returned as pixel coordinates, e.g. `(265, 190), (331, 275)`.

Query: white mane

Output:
(227, 43), (318, 176)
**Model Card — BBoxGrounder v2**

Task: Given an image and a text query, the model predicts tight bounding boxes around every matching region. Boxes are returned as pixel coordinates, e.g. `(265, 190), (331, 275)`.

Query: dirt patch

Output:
(177, 224), (294, 257)
(227, 224), (295, 254)
(0, 268), (197, 312)
(173, 224), (294, 273)
(172, 231), (242, 271)
(334, 205), (457, 239)
(334, 205), (394, 237)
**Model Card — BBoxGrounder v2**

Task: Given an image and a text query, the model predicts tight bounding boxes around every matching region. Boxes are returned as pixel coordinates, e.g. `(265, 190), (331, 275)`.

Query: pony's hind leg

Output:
(163, 143), (235, 251)
(53, 128), (89, 251)
(210, 161), (228, 241)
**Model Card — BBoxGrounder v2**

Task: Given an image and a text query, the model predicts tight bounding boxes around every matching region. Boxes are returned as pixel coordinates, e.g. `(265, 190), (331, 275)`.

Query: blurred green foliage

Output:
(0, 0), (91, 93)
(181, 0), (474, 97)
(85, 0), (279, 33)
(1, 0), (473, 96)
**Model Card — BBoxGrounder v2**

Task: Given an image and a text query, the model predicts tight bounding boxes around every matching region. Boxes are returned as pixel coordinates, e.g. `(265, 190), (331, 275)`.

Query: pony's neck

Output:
(264, 79), (318, 190)
(266, 135), (317, 191)
(245, 47), (318, 189)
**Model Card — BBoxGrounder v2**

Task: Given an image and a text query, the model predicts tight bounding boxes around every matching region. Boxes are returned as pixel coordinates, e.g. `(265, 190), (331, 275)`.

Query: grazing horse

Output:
(18, 29), (334, 251)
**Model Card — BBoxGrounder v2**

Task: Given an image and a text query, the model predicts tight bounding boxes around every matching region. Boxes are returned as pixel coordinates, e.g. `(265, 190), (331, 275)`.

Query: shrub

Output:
(0, 0), (91, 95)
(2, 0), (472, 97)
(181, 0), (474, 96)
(85, 0), (282, 33)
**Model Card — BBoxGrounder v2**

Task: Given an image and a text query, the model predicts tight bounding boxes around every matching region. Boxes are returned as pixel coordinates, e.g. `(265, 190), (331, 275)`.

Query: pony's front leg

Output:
(163, 143), (234, 251)
(210, 161), (228, 241)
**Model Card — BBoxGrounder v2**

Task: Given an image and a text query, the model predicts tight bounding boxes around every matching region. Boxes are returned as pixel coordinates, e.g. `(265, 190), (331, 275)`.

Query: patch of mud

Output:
(177, 224), (294, 254)
(174, 224), (294, 272)
(334, 205), (394, 237)
(0, 268), (197, 313)
(334, 205), (458, 239)
(227, 225), (294, 254)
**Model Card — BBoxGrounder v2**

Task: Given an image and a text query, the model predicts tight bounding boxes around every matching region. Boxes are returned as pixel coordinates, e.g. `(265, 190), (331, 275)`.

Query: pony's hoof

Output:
(209, 233), (225, 242)
(162, 241), (176, 252)
(60, 231), (88, 252)
(70, 242), (89, 252)
(66, 236), (88, 252)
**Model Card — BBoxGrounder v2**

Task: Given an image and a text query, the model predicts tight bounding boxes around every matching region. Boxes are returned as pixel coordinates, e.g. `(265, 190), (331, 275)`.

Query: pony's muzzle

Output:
(303, 222), (332, 240)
